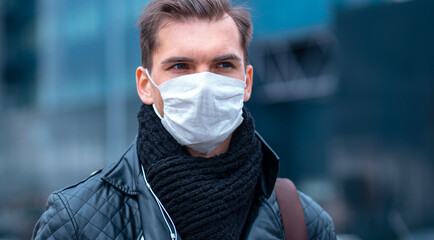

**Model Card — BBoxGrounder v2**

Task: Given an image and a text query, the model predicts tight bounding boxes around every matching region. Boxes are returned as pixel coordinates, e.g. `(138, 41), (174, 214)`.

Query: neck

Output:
(186, 135), (232, 158)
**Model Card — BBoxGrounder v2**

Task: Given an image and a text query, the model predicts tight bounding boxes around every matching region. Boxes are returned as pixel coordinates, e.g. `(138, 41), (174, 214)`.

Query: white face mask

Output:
(145, 69), (246, 154)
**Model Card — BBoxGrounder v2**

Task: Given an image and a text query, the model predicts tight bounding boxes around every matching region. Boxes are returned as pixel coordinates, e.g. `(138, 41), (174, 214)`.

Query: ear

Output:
(136, 66), (155, 105)
(243, 65), (253, 102)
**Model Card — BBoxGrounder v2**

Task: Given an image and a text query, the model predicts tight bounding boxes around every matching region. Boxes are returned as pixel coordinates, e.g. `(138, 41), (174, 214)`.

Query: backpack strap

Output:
(274, 178), (308, 240)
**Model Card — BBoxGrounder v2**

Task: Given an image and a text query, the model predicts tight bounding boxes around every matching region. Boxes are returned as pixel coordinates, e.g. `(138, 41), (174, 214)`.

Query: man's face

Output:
(136, 14), (253, 116)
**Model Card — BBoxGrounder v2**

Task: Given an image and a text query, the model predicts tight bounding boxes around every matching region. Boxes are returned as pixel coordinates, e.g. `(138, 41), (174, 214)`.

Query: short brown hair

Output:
(137, 0), (252, 71)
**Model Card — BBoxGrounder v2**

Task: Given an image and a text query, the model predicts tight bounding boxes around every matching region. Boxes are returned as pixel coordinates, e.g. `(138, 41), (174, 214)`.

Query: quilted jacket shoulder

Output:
(32, 169), (142, 240)
(257, 189), (336, 240)
(299, 192), (336, 240)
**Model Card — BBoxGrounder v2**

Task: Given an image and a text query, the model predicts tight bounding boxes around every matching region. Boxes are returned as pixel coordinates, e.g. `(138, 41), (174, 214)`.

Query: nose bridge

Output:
(195, 63), (211, 74)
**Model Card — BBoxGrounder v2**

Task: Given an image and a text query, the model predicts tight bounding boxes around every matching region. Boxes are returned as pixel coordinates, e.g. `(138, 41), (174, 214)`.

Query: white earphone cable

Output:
(141, 165), (178, 240)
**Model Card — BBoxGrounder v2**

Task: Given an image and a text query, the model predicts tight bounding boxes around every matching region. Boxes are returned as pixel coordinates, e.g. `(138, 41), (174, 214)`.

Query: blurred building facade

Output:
(0, 0), (433, 239)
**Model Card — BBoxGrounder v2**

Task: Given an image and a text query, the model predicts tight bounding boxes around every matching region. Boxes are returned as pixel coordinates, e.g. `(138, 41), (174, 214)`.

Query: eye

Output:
(170, 63), (188, 70)
(217, 62), (234, 69)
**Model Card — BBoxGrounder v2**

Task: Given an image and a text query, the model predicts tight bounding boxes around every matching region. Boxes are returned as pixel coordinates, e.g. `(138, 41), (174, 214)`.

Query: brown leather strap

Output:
(274, 178), (308, 240)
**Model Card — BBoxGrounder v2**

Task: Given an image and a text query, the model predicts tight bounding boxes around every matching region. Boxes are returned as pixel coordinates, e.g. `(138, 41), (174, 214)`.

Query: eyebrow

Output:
(212, 54), (241, 62)
(160, 54), (242, 65)
(161, 57), (194, 65)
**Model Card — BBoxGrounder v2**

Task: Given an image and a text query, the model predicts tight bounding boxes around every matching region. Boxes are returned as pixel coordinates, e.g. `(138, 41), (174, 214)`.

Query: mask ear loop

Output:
(145, 68), (164, 120)
(145, 68), (159, 88)
(153, 104), (164, 120)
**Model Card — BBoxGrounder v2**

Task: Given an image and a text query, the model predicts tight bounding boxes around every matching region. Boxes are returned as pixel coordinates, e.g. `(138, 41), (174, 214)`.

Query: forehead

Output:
(153, 15), (243, 60)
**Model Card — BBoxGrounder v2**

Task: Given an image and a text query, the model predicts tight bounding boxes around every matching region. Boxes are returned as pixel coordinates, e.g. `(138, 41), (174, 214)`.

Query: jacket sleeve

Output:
(299, 191), (337, 240)
(32, 192), (77, 240)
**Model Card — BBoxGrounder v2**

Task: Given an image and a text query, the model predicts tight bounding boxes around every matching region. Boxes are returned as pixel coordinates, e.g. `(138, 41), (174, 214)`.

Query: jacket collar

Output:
(255, 131), (280, 198)
(102, 133), (280, 198)
(101, 138), (141, 196)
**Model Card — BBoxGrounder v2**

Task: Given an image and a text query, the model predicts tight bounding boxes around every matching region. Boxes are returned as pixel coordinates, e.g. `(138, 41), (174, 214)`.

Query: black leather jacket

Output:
(33, 135), (336, 239)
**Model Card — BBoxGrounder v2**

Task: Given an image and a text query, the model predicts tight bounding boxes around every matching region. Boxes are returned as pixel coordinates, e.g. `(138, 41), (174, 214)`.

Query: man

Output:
(33, 0), (336, 239)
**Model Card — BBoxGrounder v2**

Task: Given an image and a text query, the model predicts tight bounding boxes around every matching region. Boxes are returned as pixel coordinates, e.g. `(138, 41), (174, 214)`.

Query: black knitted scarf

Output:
(137, 104), (262, 240)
